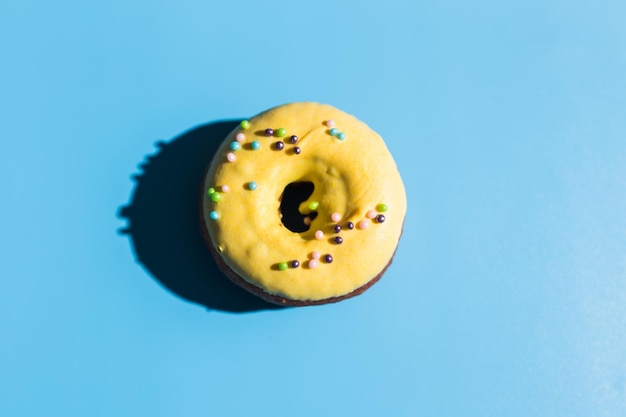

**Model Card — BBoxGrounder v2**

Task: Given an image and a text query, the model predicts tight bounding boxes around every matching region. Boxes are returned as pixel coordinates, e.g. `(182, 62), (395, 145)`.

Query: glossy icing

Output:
(202, 102), (407, 301)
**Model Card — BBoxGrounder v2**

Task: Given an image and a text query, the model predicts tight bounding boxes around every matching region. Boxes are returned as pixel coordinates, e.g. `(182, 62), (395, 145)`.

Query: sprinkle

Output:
(226, 152), (236, 162)
(377, 203), (388, 212)
(251, 141), (261, 150)
(207, 187), (216, 195)
(210, 192), (222, 202)
(264, 128), (274, 136)
(236, 133), (246, 142)
(293, 146), (301, 154)
(240, 120), (250, 130)
(308, 259), (319, 269)
(230, 141), (241, 151)
(221, 185), (230, 193)
(278, 262), (288, 271)
(275, 128), (287, 137)
(311, 251), (321, 259)
(315, 230), (324, 240)
(308, 201), (319, 210)
(331, 212), (341, 222)
(209, 211), (219, 220)
(274, 141), (284, 150)
(334, 236), (343, 244)
(376, 214), (386, 223)
(358, 220), (369, 230)
(291, 260), (300, 268)
(333, 225), (342, 233)
(248, 181), (258, 191)
(329, 128), (338, 136)
(323, 254), (333, 263)
(337, 132), (346, 140)
(345, 221), (355, 230)
(289, 135), (298, 144)
(303, 216), (311, 226)
(326, 119), (335, 128)
(366, 210), (377, 219)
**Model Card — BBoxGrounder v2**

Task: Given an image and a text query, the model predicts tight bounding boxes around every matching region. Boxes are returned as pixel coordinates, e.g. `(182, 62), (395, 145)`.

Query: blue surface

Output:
(2, 1), (626, 416)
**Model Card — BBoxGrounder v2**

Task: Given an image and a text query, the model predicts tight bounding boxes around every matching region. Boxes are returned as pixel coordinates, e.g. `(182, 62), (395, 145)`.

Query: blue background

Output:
(2, 1), (625, 416)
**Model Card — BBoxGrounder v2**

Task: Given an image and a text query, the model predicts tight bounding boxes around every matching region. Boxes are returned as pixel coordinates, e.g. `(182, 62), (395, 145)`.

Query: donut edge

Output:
(198, 180), (404, 307)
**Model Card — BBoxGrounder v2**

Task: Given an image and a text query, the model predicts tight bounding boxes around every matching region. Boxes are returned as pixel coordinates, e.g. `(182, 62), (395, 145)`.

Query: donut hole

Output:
(279, 181), (317, 233)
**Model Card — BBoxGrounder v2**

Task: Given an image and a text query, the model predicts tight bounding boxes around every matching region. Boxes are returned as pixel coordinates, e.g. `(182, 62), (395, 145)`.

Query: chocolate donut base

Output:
(199, 188), (403, 306)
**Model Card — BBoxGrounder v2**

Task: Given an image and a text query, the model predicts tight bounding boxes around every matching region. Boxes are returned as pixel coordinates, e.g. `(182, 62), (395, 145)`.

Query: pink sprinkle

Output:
(235, 133), (245, 142)
(366, 210), (377, 219)
(315, 230), (324, 240)
(226, 152), (236, 162)
(303, 216), (311, 226)
(331, 212), (341, 222)
(221, 185), (230, 193)
(326, 119), (335, 128)
(358, 220), (369, 230)
(308, 259), (319, 269)
(311, 251), (321, 260)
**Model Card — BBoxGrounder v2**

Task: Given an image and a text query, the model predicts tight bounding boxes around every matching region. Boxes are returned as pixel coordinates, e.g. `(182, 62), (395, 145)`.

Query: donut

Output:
(200, 102), (407, 306)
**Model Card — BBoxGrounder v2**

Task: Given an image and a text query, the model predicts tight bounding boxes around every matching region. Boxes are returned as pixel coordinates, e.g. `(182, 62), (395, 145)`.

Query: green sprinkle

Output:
(275, 128), (287, 137)
(377, 203), (388, 212)
(240, 120), (250, 129)
(207, 187), (215, 195)
(210, 192), (222, 202)
(278, 262), (288, 271)
(308, 201), (319, 211)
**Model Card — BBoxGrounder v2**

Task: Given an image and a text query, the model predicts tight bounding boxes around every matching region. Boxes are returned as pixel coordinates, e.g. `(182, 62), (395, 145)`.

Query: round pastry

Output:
(200, 102), (407, 306)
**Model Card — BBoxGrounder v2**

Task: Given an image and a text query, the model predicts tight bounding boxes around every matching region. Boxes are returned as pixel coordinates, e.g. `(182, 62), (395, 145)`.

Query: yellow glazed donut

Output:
(201, 102), (407, 306)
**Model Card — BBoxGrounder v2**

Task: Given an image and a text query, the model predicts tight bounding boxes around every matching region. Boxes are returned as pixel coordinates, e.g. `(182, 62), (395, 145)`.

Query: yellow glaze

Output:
(202, 102), (407, 301)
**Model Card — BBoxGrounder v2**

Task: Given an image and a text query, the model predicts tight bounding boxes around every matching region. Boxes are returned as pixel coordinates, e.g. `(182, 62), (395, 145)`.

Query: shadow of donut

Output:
(118, 120), (283, 313)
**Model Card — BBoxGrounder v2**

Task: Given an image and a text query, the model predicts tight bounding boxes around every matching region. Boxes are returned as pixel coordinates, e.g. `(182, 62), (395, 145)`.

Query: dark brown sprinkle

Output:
(333, 225), (341, 233)
(293, 146), (301, 154)
(323, 254), (333, 263)
(376, 214), (386, 223)
(345, 221), (354, 230)
(334, 236), (343, 244)
(265, 128), (274, 136)
(274, 141), (284, 150)
(289, 135), (298, 144)
(291, 260), (300, 268)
